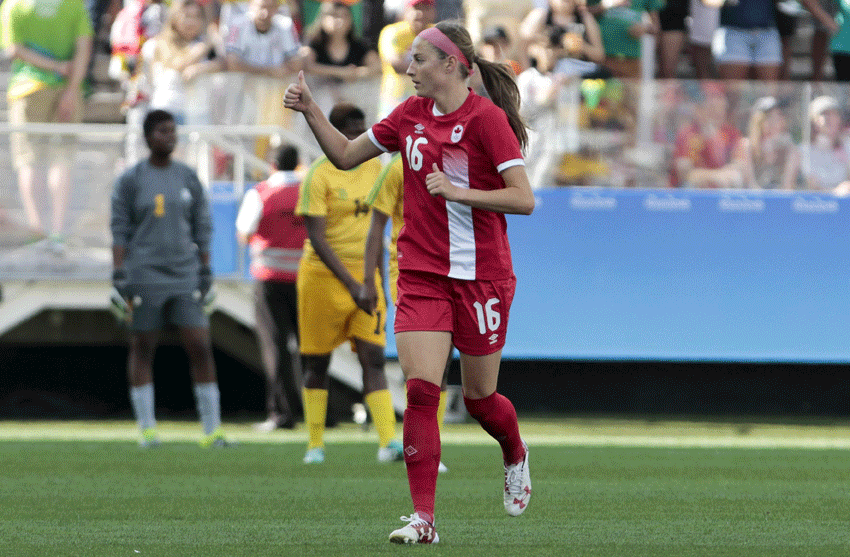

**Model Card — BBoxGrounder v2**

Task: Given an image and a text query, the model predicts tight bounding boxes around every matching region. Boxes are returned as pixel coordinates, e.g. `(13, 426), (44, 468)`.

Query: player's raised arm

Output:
(284, 71), (382, 170)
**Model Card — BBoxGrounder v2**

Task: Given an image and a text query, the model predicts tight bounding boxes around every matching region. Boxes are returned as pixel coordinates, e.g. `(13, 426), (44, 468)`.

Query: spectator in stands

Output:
(224, 0), (302, 164)
(463, 0), (533, 53)
(656, 0), (687, 78)
(225, 0), (301, 79)
(810, 0), (838, 80)
(0, 0), (93, 254)
(809, 0), (850, 81)
(802, 95), (850, 193)
(517, 35), (568, 166)
(302, 0), (381, 116)
(671, 83), (743, 188)
(705, 0), (830, 80)
(735, 96), (799, 189)
(587, 0), (660, 78)
(377, 0), (435, 117)
(84, 0), (120, 88)
(294, 103), (403, 466)
(519, 0), (606, 71)
(775, 1), (798, 81)
(687, 0), (718, 78)
(236, 144), (307, 431)
(108, 0), (165, 85)
(110, 109), (233, 449)
(706, 0), (778, 79)
(140, 0), (224, 124)
(478, 25), (524, 77)
(656, 0), (718, 78)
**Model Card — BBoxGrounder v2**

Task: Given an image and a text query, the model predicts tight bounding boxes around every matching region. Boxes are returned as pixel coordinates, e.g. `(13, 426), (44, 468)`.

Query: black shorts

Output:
(774, 7), (797, 38)
(659, 0), (688, 32)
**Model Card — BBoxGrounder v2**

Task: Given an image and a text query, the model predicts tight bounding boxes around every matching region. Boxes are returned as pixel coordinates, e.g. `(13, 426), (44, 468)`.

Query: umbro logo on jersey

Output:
(415, 123), (425, 134)
(451, 124), (464, 143)
(489, 333), (499, 345)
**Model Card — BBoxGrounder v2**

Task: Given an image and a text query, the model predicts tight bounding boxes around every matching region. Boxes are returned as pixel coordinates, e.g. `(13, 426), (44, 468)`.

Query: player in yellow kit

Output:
(296, 103), (403, 464)
(365, 153), (450, 473)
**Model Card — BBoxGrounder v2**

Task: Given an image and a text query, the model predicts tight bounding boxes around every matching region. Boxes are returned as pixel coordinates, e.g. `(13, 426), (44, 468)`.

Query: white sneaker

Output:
(504, 440), (531, 516)
(388, 513), (439, 544)
(303, 447), (325, 464)
(377, 440), (404, 462)
(254, 418), (278, 433)
(438, 461), (449, 474)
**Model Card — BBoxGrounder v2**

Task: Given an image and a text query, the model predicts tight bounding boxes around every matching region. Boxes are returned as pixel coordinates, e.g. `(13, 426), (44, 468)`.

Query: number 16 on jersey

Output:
(406, 135), (428, 171)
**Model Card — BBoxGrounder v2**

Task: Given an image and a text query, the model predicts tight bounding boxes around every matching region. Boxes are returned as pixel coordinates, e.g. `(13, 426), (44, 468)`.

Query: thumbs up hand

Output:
(426, 162), (460, 201)
(284, 70), (314, 113)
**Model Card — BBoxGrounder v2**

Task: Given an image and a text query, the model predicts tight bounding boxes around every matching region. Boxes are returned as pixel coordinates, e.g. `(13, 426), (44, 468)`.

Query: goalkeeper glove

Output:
(109, 286), (131, 322)
(195, 286), (217, 315)
(110, 268), (131, 322)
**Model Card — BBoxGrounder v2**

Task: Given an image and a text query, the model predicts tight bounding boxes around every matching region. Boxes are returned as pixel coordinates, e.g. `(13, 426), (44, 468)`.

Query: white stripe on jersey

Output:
(497, 159), (525, 172)
(443, 147), (476, 279)
(367, 128), (390, 153)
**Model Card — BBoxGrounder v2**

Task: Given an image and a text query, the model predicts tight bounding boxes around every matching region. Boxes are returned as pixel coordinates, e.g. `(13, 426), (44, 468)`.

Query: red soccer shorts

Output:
(394, 269), (516, 356)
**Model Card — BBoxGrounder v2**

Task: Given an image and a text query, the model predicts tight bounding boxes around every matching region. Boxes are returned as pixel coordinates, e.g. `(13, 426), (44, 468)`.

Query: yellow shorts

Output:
(297, 259), (387, 355)
(9, 87), (82, 170)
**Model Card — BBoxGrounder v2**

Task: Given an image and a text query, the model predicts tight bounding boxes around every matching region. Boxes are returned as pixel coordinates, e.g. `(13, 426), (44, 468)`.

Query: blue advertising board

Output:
(497, 188), (849, 362)
(214, 184), (850, 363)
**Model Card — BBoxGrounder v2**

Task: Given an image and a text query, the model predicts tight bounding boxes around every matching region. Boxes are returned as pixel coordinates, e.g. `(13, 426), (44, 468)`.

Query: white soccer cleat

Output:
(504, 440), (531, 516)
(388, 513), (439, 544)
(438, 461), (449, 474)
(377, 440), (404, 462)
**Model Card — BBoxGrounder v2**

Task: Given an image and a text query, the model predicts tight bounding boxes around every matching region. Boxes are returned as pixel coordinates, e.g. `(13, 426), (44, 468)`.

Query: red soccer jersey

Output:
(368, 91), (524, 281)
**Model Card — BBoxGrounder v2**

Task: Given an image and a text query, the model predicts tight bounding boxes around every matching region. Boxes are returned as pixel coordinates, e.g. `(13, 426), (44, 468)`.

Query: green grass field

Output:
(1, 419), (849, 556)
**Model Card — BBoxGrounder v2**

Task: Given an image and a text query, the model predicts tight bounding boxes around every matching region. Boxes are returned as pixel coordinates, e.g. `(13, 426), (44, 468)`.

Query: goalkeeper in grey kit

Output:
(110, 109), (232, 448)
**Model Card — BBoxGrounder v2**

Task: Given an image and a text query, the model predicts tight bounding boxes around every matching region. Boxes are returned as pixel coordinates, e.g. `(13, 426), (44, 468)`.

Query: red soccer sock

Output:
(403, 378), (441, 524)
(464, 391), (525, 464)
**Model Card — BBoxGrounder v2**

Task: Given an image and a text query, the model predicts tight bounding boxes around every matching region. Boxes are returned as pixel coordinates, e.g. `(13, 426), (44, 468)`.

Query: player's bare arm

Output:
(357, 208), (390, 314)
(284, 71), (382, 170)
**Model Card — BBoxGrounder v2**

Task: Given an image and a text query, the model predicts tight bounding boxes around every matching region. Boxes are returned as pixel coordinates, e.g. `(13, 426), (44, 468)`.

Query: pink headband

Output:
(418, 27), (474, 74)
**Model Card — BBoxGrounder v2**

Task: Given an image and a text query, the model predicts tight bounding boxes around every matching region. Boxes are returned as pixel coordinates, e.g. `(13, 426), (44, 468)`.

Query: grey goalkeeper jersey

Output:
(110, 159), (212, 292)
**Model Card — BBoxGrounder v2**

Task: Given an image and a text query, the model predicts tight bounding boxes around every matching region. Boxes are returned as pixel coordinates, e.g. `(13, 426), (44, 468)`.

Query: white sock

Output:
(129, 384), (156, 431)
(193, 382), (221, 435)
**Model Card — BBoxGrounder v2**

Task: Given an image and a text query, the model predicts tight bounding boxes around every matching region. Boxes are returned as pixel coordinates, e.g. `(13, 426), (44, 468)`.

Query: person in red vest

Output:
(236, 144), (307, 431)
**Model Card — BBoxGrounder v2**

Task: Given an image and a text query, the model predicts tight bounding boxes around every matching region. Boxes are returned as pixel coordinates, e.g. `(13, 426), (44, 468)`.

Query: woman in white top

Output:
(140, 0), (223, 123)
(804, 95), (850, 193)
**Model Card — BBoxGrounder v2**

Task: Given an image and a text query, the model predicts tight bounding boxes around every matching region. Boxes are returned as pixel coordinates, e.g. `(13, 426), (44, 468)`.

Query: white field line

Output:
(1, 421), (850, 449)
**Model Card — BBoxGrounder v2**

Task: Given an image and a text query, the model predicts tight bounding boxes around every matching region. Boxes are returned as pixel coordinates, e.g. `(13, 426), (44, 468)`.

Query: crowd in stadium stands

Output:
(6, 0), (850, 193)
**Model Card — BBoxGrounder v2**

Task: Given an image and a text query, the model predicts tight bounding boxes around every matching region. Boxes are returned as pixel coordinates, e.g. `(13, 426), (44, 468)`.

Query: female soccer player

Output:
(284, 20), (535, 544)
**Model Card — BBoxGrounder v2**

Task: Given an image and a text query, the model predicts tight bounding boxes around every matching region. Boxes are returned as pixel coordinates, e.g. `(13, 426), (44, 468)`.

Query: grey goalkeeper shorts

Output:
(130, 289), (208, 332)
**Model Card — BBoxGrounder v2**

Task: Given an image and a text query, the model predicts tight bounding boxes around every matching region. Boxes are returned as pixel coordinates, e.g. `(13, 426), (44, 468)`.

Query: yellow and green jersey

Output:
(296, 155), (382, 266)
